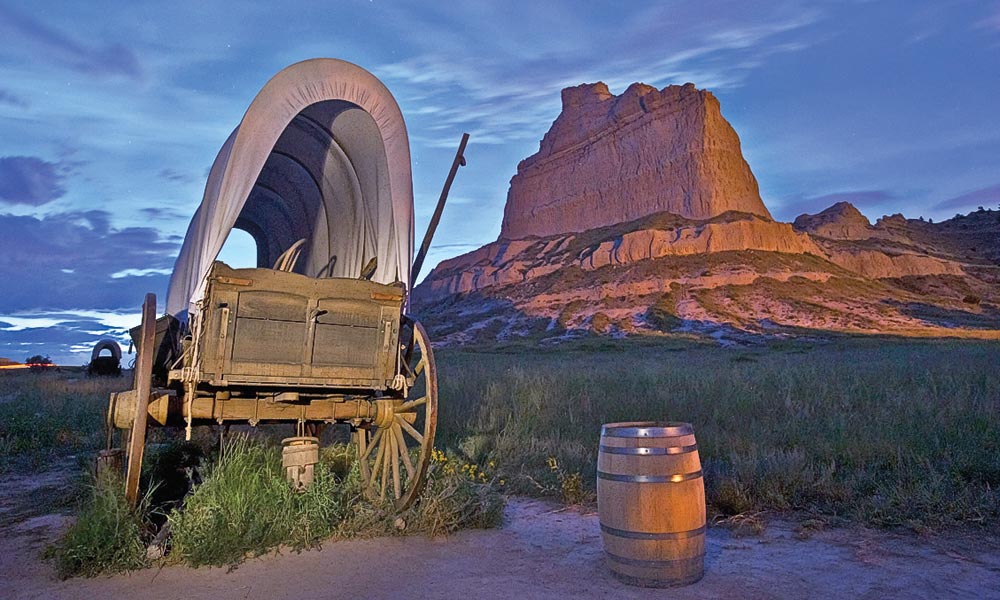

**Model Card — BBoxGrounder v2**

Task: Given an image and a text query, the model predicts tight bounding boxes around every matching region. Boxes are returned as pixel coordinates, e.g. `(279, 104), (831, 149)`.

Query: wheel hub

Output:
(372, 398), (398, 428)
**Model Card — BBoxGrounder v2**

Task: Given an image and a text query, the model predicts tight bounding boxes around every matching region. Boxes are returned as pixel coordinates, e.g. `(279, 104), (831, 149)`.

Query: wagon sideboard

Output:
(190, 262), (404, 390)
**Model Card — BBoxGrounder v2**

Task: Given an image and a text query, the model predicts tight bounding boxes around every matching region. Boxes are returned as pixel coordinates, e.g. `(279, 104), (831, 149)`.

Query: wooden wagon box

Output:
(196, 262), (404, 390)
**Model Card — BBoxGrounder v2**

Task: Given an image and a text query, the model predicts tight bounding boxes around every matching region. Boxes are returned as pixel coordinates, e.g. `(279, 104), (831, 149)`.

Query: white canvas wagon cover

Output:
(165, 58), (414, 318)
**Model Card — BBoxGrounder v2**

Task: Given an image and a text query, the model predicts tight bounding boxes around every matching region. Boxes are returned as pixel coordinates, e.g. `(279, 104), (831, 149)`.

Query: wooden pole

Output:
(125, 293), (156, 507)
(410, 132), (469, 285)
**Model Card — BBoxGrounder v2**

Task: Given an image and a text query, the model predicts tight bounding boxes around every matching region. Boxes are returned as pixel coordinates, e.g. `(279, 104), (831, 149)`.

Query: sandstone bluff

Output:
(414, 82), (999, 344)
(500, 82), (770, 239)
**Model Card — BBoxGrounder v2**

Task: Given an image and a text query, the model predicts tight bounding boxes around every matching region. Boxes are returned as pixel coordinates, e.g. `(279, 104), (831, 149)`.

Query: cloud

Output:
(0, 156), (67, 206)
(0, 310), (140, 332)
(0, 89), (29, 109)
(0, 210), (179, 313)
(375, 2), (822, 148)
(140, 207), (189, 221)
(0, 312), (137, 365)
(931, 183), (1000, 212)
(976, 4), (1000, 32)
(0, 6), (142, 79)
(158, 168), (197, 185)
(110, 268), (173, 279)
(775, 190), (896, 221)
(426, 243), (482, 253)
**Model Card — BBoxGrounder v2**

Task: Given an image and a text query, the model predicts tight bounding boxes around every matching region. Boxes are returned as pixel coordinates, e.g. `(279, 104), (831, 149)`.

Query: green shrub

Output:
(45, 428), (504, 576)
(403, 449), (505, 534)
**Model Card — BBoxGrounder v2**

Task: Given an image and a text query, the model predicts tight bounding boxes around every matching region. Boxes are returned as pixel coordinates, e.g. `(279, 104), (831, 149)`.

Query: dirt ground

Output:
(3, 466), (999, 600)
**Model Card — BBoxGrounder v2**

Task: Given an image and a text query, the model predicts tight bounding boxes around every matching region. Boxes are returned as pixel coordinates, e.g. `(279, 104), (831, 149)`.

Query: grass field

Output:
(434, 337), (1000, 530)
(0, 370), (128, 473)
(3, 337), (998, 571)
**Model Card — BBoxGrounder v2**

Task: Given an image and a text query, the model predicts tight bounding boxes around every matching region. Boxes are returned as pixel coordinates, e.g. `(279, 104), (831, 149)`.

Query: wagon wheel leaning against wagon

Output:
(355, 316), (438, 511)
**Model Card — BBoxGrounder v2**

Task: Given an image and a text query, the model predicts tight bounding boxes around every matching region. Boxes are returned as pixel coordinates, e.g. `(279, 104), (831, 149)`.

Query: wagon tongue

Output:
(410, 132), (470, 285)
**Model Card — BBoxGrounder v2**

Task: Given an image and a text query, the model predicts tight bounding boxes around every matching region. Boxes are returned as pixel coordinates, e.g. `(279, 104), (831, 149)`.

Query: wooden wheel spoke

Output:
(125, 293), (157, 507)
(396, 414), (424, 444)
(391, 427), (402, 500)
(357, 428), (368, 459)
(393, 424), (416, 479)
(370, 431), (388, 490)
(415, 358), (426, 375)
(379, 434), (391, 500)
(360, 428), (384, 462)
(398, 396), (427, 412)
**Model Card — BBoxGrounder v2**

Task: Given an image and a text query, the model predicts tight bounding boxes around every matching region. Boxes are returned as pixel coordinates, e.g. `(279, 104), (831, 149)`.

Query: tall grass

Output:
(0, 370), (128, 472)
(435, 338), (1000, 529)
(168, 435), (503, 568)
(45, 471), (148, 578)
(31, 337), (1000, 577)
(168, 436), (351, 567)
(48, 435), (504, 574)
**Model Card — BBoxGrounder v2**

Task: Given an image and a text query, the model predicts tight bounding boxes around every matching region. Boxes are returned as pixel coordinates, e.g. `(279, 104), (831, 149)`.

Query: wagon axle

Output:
(109, 391), (415, 430)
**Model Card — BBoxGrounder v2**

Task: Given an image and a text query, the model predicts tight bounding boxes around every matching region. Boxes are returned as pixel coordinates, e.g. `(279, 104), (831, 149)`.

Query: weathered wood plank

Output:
(125, 293), (157, 506)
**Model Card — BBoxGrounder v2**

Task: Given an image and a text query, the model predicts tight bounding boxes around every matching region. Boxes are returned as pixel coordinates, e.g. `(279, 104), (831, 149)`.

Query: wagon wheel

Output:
(124, 293), (157, 506)
(356, 318), (438, 511)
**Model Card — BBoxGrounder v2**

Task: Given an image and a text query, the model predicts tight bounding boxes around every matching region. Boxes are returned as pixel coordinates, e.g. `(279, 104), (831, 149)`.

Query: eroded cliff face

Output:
(417, 212), (824, 302)
(792, 202), (988, 279)
(499, 82), (771, 239)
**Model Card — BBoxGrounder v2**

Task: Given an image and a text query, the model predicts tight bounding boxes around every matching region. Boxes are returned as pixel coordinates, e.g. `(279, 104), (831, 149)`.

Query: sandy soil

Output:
(3, 489), (1000, 600)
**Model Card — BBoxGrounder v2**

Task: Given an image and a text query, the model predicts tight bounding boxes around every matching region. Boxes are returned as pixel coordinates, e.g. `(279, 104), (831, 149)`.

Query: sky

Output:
(1, 0), (998, 364)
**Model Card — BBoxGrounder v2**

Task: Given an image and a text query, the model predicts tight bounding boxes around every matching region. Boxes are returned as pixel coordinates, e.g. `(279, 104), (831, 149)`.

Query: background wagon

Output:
(87, 339), (122, 376)
(107, 59), (467, 510)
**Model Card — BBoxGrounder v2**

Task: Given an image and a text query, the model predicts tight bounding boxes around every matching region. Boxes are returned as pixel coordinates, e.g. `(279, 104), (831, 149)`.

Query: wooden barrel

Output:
(597, 421), (705, 587)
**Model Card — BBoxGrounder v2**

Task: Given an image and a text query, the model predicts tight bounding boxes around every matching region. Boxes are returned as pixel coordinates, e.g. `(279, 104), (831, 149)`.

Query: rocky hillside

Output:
(414, 82), (1000, 344)
(419, 211), (821, 302)
(793, 202), (878, 240)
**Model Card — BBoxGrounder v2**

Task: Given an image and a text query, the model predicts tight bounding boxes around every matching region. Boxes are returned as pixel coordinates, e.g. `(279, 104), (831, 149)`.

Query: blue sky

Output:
(1, 0), (998, 364)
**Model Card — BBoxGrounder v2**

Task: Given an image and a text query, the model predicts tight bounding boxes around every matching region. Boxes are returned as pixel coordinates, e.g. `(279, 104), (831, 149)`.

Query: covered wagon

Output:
(106, 58), (467, 510)
(87, 338), (122, 376)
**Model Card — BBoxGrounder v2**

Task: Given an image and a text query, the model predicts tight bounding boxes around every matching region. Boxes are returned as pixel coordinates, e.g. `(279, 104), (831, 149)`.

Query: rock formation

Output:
(414, 207), (999, 345)
(413, 81), (1000, 344)
(793, 202), (876, 240)
(793, 203), (977, 279)
(499, 82), (771, 239)
(418, 212), (824, 302)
